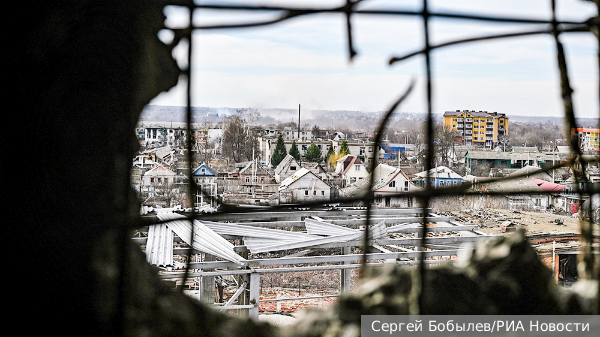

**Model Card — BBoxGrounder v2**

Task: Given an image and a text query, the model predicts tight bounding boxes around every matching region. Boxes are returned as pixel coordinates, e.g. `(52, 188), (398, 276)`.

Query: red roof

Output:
(341, 156), (363, 175)
(530, 178), (566, 192)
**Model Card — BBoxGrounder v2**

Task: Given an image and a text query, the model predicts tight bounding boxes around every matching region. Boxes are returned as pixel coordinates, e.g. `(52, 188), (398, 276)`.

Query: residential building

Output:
(132, 153), (157, 170)
(192, 163), (218, 184)
(467, 167), (566, 211)
(142, 165), (177, 187)
(278, 168), (332, 203)
(191, 163), (218, 208)
(341, 163), (422, 208)
(238, 160), (272, 186)
(413, 166), (463, 188)
(444, 110), (508, 148)
(572, 128), (600, 152)
(381, 143), (415, 160)
(274, 154), (302, 183)
(260, 138), (385, 168)
(465, 150), (566, 175)
(510, 146), (539, 153)
(334, 155), (369, 187)
(142, 146), (174, 167)
(140, 165), (178, 204)
(135, 121), (222, 152)
(302, 162), (328, 181)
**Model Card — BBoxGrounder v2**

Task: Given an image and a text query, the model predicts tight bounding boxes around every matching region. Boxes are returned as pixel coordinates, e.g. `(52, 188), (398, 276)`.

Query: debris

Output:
(285, 230), (598, 337)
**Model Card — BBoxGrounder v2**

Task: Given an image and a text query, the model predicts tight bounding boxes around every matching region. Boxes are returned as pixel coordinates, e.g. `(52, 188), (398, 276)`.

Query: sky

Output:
(149, 0), (599, 119)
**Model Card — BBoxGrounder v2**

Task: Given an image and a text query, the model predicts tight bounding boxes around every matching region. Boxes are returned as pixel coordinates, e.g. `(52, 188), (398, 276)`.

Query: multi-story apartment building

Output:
(136, 122), (222, 152)
(443, 110), (508, 148)
(259, 138), (384, 167)
(572, 128), (600, 152)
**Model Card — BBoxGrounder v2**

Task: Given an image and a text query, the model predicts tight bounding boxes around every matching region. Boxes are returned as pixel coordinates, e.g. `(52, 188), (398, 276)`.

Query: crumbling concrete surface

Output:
(284, 230), (598, 337)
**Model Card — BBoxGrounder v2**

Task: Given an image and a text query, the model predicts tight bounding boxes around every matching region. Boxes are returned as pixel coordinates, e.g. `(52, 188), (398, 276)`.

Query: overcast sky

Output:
(149, 0), (599, 119)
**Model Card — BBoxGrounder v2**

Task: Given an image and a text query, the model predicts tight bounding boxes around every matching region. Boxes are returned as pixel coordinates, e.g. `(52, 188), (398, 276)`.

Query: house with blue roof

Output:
(192, 162), (217, 184)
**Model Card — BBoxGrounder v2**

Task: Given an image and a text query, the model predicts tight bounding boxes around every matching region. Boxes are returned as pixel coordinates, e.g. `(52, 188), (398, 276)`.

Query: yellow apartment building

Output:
(443, 110), (509, 148)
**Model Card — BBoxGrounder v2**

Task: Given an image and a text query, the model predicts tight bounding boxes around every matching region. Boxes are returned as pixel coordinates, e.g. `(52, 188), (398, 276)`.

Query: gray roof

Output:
(279, 168), (329, 190)
(274, 154), (299, 175)
(473, 176), (546, 193)
(508, 166), (553, 182)
(511, 146), (539, 153)
(414, 166), (462, 179)
(466, 150), (565, 161)
(239, 161), (270, 176)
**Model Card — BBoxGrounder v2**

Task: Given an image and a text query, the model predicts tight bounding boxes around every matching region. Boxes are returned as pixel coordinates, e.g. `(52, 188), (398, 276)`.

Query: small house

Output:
(413, 166), (463, 188)
(278, 168), (332, 203)
(334, 155), (369, 187)
(274, 154), (302, 183)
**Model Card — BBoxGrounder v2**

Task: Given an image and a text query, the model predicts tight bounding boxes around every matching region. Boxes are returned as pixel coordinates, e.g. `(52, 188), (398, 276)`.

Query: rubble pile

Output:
(441, 208), (580, 234)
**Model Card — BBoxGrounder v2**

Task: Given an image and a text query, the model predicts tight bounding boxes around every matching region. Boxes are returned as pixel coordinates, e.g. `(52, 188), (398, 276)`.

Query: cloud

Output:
(150, 0), (598, 119)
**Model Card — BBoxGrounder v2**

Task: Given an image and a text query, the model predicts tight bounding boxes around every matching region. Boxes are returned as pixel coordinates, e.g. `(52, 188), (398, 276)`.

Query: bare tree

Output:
(152, 176), (179, 207)
(434, 122), (460, 167)
(222, 108), (261, 163)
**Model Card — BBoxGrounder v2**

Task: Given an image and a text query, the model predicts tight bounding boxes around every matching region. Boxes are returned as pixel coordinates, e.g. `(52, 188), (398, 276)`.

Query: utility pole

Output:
(298, 104), (301, 140)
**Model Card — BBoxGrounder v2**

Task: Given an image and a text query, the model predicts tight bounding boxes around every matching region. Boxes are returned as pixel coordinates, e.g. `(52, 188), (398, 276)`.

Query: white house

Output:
(278, 168), (332, 203)
(342, 163), (422, 208)
(335, 155), (369, 187)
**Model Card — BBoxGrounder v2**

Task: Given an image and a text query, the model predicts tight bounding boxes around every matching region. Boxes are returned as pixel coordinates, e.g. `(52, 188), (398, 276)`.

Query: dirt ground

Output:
(442, 208), (583, 235)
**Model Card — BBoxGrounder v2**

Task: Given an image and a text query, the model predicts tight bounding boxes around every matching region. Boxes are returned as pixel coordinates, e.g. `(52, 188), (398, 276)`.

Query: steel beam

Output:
(186, 249), (464, 269)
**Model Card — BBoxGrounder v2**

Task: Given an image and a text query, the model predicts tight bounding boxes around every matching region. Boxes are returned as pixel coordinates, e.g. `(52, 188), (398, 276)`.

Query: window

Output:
(305, 190), (309, 196)
(355, 165), (360, 171)
(404, 181), (409, 192)
(245, 176), (250, 183)
(313, 191), (317, 195)
(253, 176), (258, 183)
(389, 181), (396, 188)
(150, 177), (154, 183)
(369, 147), (373, 152)
(321, 191), (325, 196)
(290, 166), (296, 171)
